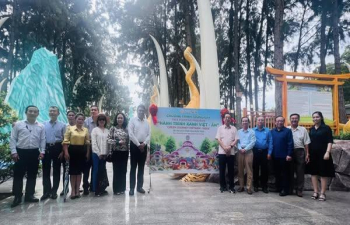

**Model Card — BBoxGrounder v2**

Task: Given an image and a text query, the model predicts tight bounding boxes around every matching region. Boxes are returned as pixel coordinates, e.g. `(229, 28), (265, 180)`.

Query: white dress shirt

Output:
(288, 125), (311, 149)
(216, 124), (239, 155)
(10, 120), (46, 154)
(128, 117), (151, 146)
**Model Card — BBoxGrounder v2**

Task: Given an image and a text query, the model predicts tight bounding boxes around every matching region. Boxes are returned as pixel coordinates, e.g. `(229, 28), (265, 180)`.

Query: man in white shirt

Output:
(215, 113), (239, 193)
(128, 104), (150, 196)
(288, 113), (311, 197)
(10, 105), (45, 207)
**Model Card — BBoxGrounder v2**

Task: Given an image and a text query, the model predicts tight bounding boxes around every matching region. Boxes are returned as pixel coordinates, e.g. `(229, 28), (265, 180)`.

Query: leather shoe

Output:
(247, 189), (253, 195)
(137, 188), (146, 194)
(279, 190), (287, 197)
(237, 187), (245, 192)
(254, 187), (259, 192)
(297, 191), (303, 197)
(25, 196), (39, 203)
(220, 187), (227, 193)
(40, 193), (50, 201)
(83, 189), (89, 196)
(129, 190), (134, 196)
(51, 193), (58, 199)
(262, 187), (269, 194)
(11, 196), (22, 208)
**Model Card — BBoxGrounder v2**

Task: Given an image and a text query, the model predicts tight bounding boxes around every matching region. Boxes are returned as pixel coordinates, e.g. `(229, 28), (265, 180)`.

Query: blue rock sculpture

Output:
(5, 48), (67, 123)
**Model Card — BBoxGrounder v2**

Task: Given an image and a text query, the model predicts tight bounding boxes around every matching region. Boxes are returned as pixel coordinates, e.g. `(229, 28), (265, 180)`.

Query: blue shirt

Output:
(43, 120), (66, 144)
(270, 127), (294, 158)
(253, 127), (273, 153)
(237, 128), (256, 152)
(84, 117), (96, 136)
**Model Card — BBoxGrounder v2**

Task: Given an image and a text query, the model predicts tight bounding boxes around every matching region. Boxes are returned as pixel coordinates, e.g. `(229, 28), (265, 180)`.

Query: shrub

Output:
(0, 93), (18, 184)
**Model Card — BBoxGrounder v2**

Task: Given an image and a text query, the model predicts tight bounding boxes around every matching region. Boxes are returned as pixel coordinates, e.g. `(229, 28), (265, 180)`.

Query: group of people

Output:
(9, 104), (150, 208)
(216, 111), (335, 201)
(8, 103), (335, 208)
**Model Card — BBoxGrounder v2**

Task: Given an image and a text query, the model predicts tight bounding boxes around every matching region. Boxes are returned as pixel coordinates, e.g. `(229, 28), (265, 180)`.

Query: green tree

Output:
(165, 136), (176, 153)
(200, 138), (212, 154)
(0, 93), (18, 184)
(0, 0), (131, 115)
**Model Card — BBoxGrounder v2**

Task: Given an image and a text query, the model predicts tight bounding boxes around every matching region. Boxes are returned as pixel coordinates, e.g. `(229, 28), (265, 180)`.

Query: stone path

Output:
(0, 163), (349, 225)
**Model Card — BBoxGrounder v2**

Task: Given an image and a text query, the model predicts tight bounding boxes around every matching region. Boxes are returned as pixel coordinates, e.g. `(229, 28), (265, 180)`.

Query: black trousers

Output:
(218, 154), (235, 190)
(130, 142), (147, 190)
(83, 148), (92, 191)
(112, 151), (129, 193)
(273, 157), (291, 193)
(42, 143), (62, 195)
(253, 148), (268, 188)
(12, 148), (39, 197)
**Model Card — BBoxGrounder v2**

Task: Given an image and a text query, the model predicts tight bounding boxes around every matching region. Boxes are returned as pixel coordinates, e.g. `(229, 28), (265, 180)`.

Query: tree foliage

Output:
(1, 0), (349, 118)
(0, 0), (131, 116)
(0, 93), (18, 184)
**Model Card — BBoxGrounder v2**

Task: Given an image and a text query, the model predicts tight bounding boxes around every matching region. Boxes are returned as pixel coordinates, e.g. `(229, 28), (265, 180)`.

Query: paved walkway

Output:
(0, 163), (349, 225)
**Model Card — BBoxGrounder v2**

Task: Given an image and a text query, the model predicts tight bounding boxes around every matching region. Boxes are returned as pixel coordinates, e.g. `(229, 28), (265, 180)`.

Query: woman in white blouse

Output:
(91, 114), (109, 196)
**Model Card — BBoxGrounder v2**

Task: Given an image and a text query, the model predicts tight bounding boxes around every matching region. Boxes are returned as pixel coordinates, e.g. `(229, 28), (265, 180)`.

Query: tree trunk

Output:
(274, 0), (284, 116)
(245, 0), (253, 112)
(1, 0), (17, 92)
(262, 20), (270, 112)
(319, 1), (327, 74)
(183, 0), (198, 90)
(332, 0), (347, 123)
(228, 0), (235, 111)
(293, 2), (307, 72)
(253, 0), (267, 111)
(10, 38), (19, 84)
(234, 0), (242, 127)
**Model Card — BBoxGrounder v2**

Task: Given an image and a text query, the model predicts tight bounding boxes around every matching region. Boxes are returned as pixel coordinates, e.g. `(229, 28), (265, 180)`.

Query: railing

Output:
(242, 108), (276, 130)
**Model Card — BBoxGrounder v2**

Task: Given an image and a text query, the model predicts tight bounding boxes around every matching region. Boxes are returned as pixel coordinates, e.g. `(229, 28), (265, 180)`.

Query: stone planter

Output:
(329, 140), (350, 191)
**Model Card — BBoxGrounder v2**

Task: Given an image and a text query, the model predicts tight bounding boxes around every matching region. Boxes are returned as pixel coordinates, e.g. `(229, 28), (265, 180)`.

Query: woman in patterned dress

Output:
(108, 113), (129, 195)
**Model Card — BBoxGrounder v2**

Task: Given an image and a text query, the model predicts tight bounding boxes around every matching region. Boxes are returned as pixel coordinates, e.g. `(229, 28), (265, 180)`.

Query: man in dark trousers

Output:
(268, 116), (294, 196)
(41, 106), (66, 200)
(215, 113), (239, 193)
(10, 105), (46, 207)
(128, 104), (150, 196)
(83, 105), (99, 195)
(253, 116), (273, 193)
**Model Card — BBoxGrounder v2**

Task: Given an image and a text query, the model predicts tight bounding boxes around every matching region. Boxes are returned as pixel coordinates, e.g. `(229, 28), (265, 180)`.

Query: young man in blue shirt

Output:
(268, 116), (294, 196)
